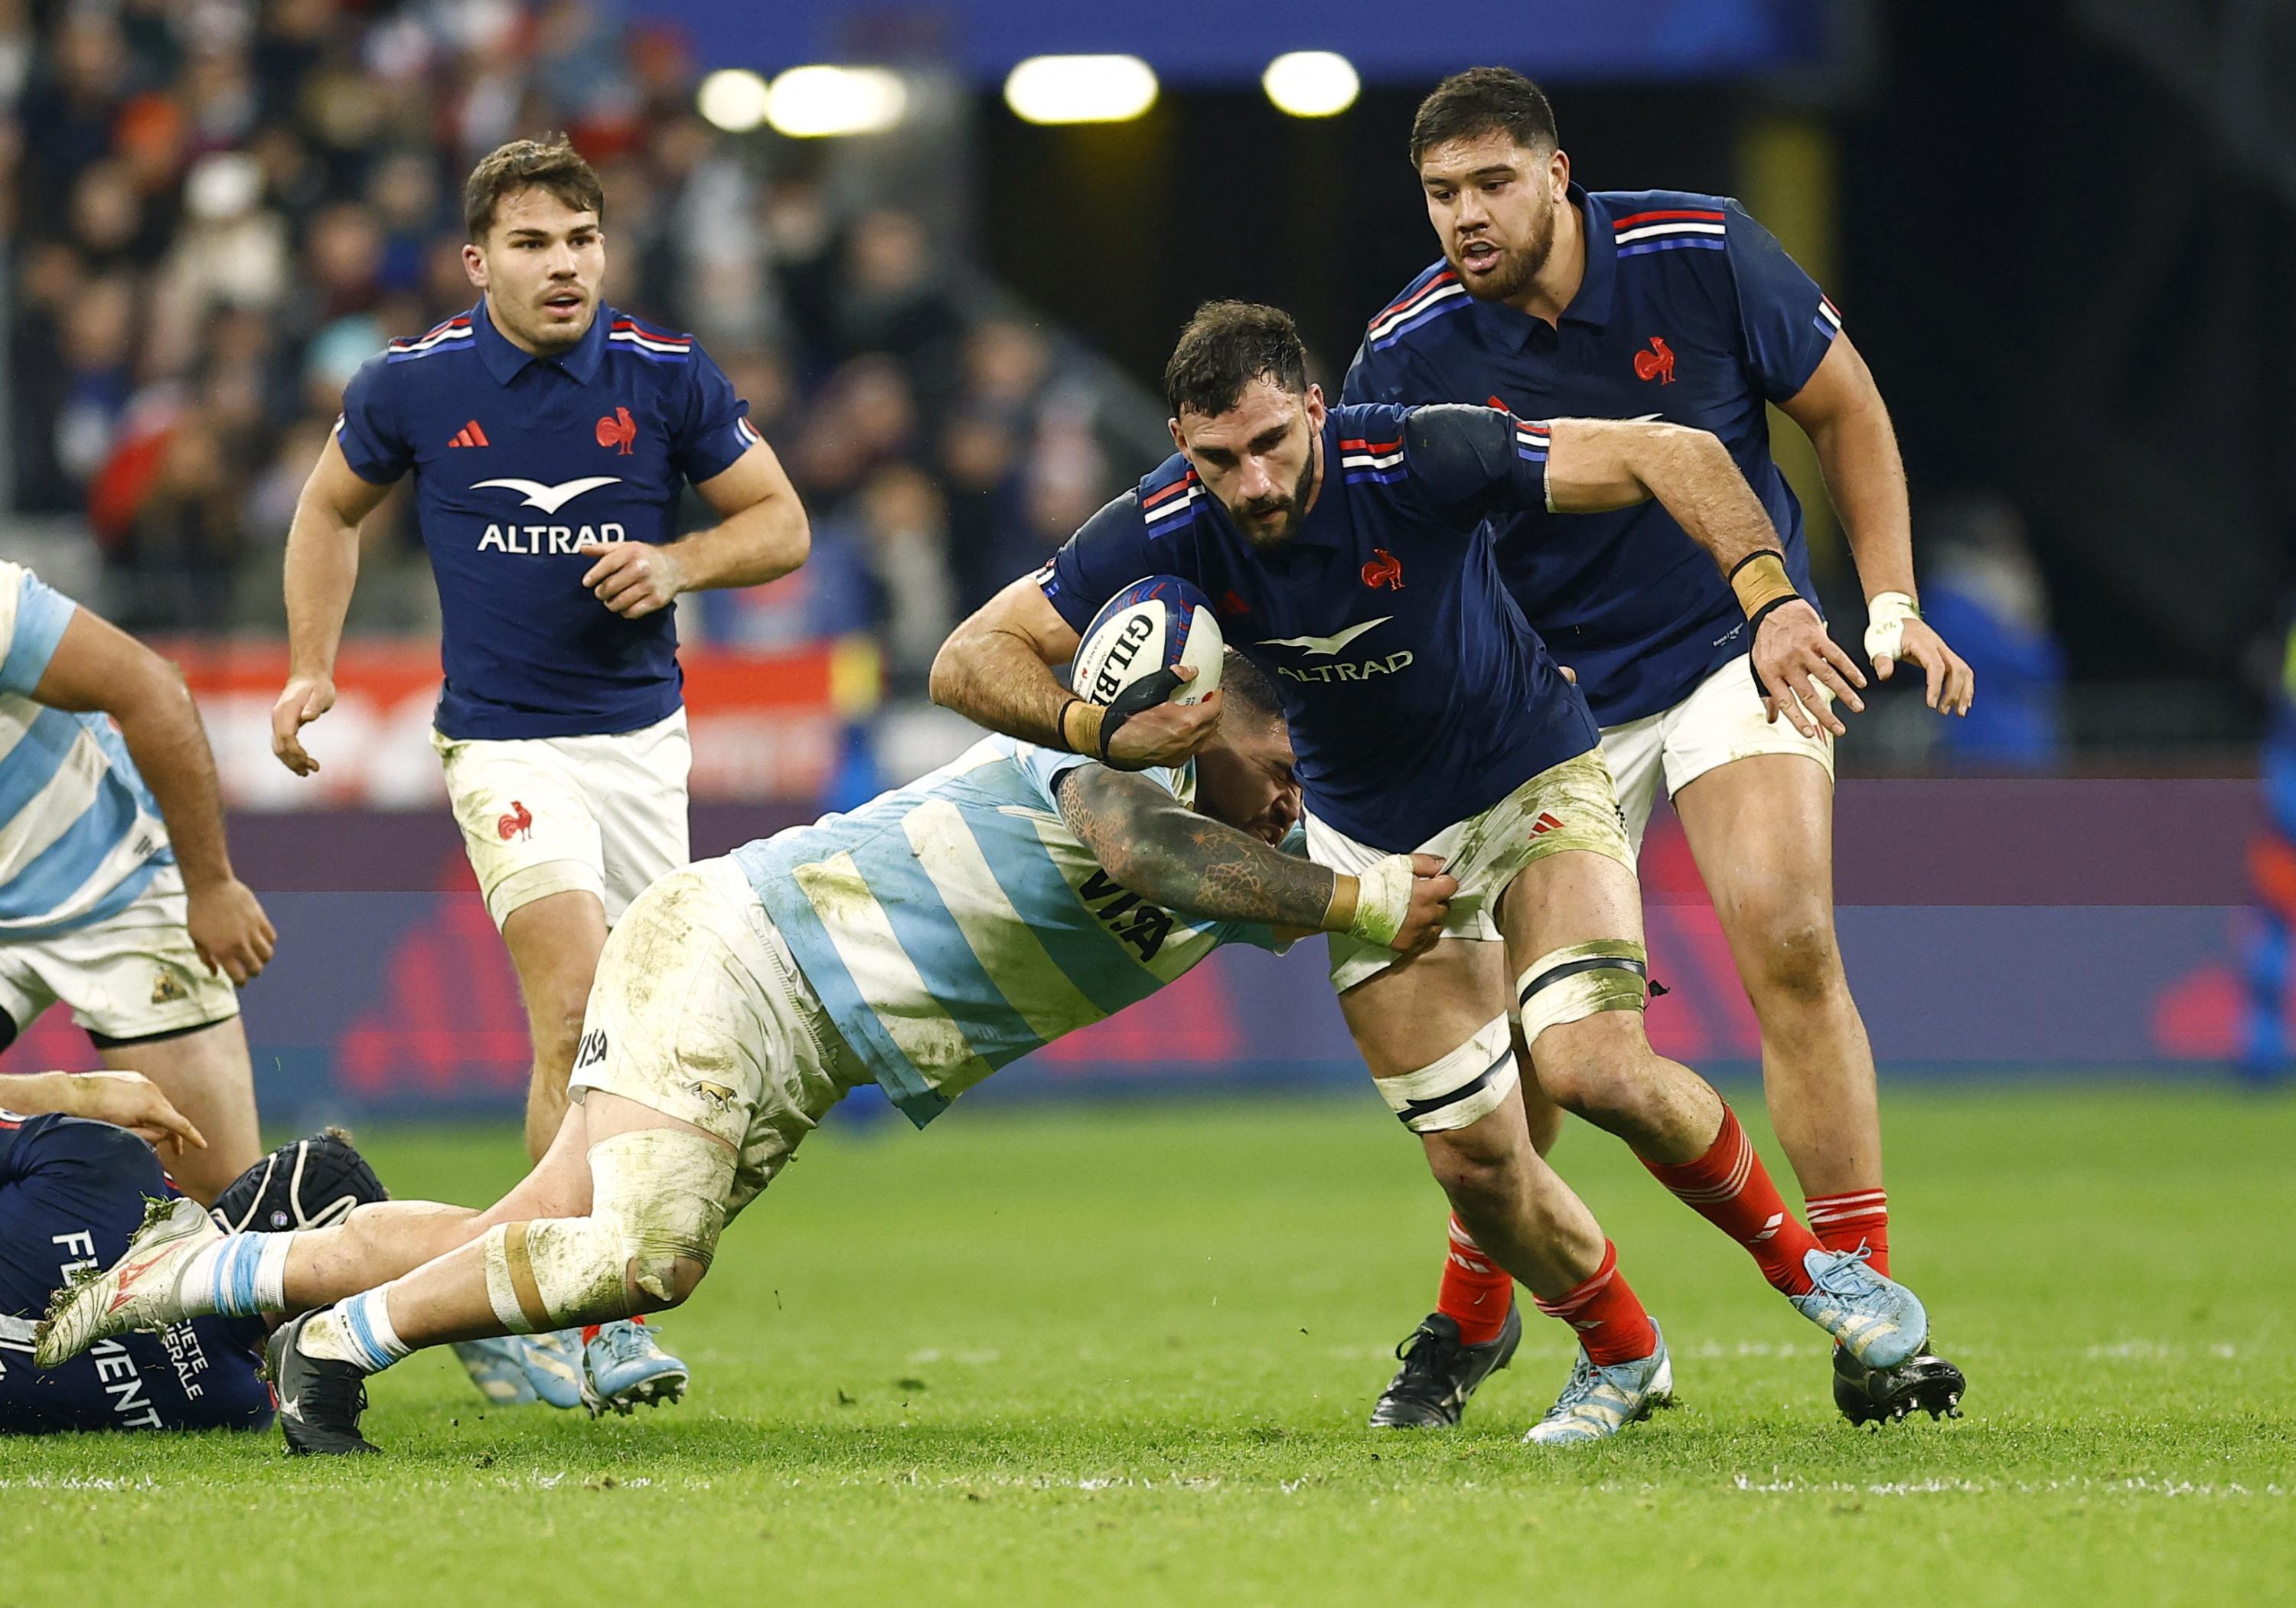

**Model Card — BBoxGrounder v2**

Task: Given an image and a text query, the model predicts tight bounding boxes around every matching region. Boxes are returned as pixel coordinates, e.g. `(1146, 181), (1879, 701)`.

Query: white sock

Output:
(302, 1288), (413, 1375)
(182, 1232), (295, 1319)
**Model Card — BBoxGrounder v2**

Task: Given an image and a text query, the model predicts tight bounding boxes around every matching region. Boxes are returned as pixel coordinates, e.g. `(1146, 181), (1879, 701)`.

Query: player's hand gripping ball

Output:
(1073, 576), (1225, 767)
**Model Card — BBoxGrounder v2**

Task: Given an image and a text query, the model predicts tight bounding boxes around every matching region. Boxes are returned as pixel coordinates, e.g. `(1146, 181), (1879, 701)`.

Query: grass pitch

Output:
(5, 1084), (2293, 1606)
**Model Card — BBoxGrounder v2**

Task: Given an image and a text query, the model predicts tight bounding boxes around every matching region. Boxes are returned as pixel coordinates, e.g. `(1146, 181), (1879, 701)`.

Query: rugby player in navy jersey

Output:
(1345, 69), (1971, 1428)
(267, 136), (810, 1414)
(931, 302), (1934, 1443)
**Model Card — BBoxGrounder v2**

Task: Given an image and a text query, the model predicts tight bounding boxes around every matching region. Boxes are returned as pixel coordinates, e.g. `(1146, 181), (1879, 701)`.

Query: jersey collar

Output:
(472, 296), (608, 387)
(1472, 183), (1616, 351)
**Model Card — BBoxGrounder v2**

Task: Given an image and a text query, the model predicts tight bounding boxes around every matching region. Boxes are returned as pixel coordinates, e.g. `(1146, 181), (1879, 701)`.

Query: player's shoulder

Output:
(1362, 259), (1471, 355)
(1131, 452), (1206, 538)
(380, 311), (478, 368)
(1598, 187), (1751, 260)
(601, 305), (699, 370)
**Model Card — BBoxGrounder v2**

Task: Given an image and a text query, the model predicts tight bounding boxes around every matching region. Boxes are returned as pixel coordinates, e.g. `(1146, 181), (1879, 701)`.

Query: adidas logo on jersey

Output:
(446, 420), (490, 448)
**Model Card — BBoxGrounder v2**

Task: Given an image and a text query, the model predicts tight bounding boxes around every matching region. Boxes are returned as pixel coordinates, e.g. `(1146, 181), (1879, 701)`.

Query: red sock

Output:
(1532, 1241), (1658, 1367)
(1641, 1106), (1821, 1297)
(1805, 1189), (1890, 1277)
(1436, 1215), (1516, 1345)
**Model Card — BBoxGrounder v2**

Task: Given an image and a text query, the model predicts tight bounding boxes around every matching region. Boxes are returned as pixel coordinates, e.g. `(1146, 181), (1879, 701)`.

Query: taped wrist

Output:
(481, 1128), (735, 1332)
(1862, 590), (1919, 662)
(1516, 941), (1652, 1045)
(1728, 551), (1798, 617)
(1342, 853), (1417, 948)
(1374, 1015), (1517, 1133)
(1091, 667), (1185, 768)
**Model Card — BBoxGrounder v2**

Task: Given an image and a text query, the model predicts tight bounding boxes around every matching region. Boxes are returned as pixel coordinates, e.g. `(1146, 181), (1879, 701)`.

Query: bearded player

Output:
(1344, 69), (1971, 1429)
(269, 136), (810, 1414)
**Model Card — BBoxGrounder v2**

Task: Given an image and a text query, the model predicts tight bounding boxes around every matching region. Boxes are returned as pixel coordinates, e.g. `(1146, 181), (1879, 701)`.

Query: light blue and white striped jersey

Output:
(737, 736), (1283, 1127)
(0, 563), (171, 938)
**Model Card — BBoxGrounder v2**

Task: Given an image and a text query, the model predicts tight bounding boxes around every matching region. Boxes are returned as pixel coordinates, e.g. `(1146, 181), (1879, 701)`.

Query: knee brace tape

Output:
(482, 1128), (735, 1331)
(1375, 1015), (1517, 1133)
(1516, 941), (1650, 1045)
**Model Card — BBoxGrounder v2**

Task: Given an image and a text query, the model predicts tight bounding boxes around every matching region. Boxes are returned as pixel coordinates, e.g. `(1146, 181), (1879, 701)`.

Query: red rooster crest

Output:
(1632, 336), (1677, 383)
(1361, 548), (1404, 590)
(497, 801), (533, 841)
(595, 406), (637, 454)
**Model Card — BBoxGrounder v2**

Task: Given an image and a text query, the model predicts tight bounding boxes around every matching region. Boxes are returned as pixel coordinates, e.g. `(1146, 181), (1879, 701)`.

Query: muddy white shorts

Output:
(1600, 651), (1835, 856)
(432, 708), (692, 927)
(1306, 748), (1635, 995)
(567, 856), (863, 1218)
(0, 865), (238, 1045)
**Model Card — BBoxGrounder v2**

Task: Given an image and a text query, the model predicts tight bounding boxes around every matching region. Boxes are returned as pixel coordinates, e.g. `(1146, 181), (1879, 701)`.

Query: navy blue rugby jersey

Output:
(1042, 403), (1596, 852)
(334, 298), (763, 740)
(1344, 186), (1838, 726)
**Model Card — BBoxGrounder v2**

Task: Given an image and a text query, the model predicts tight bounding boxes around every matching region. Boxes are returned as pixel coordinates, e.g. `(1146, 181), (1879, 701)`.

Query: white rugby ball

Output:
(1073, 576), (1225, 708)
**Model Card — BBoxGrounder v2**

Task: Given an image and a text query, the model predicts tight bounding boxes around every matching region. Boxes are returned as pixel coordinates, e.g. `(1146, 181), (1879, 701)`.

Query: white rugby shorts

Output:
(432, 708), (692, 928)
(0, 864), (238, 1045)
(567, 856), (859, 1218)
(1600, 651), (1835, 856)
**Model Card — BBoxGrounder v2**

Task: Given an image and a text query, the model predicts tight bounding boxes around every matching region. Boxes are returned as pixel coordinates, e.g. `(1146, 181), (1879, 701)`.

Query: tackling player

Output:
(268, 136), (810, 1414)
(1343, 69), (1971, 1427)
(0, 559), (275, 1204)
(2, 1072), (383, 1434)
(40, 655), (1460, 1453)
(931, 302), (1932, 1441)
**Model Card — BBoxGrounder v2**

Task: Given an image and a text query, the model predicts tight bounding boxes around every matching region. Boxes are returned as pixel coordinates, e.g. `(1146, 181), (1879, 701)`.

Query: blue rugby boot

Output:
(453, 1332), (585, 1409)
(580, 1319), (689, 1417)
(1789, 1248), (1929, 1372)
(1522, 1323), (1674, 1447)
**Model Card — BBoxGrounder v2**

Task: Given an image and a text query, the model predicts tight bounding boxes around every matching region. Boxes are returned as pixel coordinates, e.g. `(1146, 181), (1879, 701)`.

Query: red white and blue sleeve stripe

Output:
(1612, 208), (1728, 258)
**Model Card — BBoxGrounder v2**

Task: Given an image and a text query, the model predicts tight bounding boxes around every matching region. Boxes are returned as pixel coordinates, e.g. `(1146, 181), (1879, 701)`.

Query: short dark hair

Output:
(1219, 647), (1282, 727)
(463, 135), (604, 241)
(1163, 301), (1309, 419)
(1408, 67), (1559, 167)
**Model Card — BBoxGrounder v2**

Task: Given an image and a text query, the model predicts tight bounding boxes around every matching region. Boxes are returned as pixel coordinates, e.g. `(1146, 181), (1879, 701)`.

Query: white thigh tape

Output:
(1516, 941), (1650, 1045)
(1375, 1015), (1518, 1133)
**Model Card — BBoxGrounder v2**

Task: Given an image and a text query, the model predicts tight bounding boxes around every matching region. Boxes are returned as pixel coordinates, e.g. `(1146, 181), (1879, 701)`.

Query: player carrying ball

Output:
(1345, 69), (1971, 1428)
(931, 302), (1933, 1441)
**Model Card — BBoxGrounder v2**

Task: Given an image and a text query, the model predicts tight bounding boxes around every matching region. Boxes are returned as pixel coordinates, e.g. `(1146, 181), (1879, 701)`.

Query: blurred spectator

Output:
(2242, 603), (2296, 1085)
(1917, 497), (2066, 772)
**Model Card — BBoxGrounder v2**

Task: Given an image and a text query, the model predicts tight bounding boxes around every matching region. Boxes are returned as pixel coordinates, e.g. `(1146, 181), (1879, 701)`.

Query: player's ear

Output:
(1168, 416), (1186, 455)
(1303, 383), (1327, 429)
(463, 240), (488, 290)
(1548, 146), (1571, 200)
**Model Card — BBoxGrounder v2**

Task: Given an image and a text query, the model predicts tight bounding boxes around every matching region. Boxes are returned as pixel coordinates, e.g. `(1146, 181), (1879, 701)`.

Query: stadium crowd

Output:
(5, 0), (1127, 692)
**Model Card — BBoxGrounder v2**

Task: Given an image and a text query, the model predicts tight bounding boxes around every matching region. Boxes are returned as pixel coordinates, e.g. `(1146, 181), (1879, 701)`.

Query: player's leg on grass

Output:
(94, 1016), (261, 1206)
(269, 1091), (734, 1453)
(1341, 941), (1670, 1443)
(501, 888), (612, 1163)
(1505, 846), (1929, 1369)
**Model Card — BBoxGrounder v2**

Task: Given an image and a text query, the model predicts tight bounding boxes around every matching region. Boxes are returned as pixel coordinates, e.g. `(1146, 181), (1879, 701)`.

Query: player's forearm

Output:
(109, 658), (239, 889)
(1805, 398), (1916, 601)
(3, 1071), (83, 1115)
(1631, 427), (1786, 577)
(666, 495), (810, 592)
(1059, 768), (1345, 929)
(282, 507), (361, 679)
(929, 620), (1082, 751)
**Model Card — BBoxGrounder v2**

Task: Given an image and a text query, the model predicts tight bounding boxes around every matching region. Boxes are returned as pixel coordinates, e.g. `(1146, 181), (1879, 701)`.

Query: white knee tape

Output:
(482, 1128), (735, 1330)
(1516, 941), (1650, 1045)
(1375, 1015), (1517, 1133)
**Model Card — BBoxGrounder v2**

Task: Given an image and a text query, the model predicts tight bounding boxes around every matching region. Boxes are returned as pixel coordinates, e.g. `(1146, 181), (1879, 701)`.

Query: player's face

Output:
(1417, 133), (1569, 302)
(1195, 715), (1302, 846)
(464, 188), (605, 354)
(1171, 379), (1327, 550)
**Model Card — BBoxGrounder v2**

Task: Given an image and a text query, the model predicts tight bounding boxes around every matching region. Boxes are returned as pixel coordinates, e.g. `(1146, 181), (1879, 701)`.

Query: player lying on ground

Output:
(273, 135), (809, 1411)
(1346, 65), (1970, 1431)
(39, 654), (1459, 1453)
(1, 1071), (382, 1432)
(932, 302), (1931, 1443)
(0, 560), (276, 1203)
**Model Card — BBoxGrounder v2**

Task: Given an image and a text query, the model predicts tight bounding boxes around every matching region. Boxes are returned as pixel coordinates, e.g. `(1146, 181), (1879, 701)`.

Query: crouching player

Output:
(38, 655), (1457, 1453)
(2, 1071), (382, 1433)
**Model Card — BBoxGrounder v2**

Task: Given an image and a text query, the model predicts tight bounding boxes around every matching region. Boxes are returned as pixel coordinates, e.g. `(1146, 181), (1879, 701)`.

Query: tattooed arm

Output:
(1057, 763), (1346, 934)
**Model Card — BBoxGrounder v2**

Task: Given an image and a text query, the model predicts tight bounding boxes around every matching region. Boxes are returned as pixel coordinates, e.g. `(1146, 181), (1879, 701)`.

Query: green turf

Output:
(5, 1085), (2293, 1606)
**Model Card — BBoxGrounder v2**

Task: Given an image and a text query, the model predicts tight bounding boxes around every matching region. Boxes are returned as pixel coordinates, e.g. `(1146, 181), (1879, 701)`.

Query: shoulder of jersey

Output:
(1136, 452), (1205, 537)
(383, 313), (476, 365)
(1362, 260), (1469, 354)
(603, 309), (696, 365)
(1601, 188), (1738, 260)
(1332, 403), (1411, 487)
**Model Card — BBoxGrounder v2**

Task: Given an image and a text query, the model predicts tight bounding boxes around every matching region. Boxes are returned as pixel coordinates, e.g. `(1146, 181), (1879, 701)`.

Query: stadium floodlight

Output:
(696, 68), (771, 133)
(765, 65), (909, 139)
(1003, 55), (1159, 126)
(1263, 51), (1359, 118)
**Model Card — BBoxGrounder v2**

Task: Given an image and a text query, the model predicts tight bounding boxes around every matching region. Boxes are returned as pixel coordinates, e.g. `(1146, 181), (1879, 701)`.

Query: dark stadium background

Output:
(0, 0), (2287, 1117)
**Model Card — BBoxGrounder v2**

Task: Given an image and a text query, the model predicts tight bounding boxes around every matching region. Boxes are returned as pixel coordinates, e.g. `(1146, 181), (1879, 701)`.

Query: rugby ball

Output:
(1073, 576), (1224, 708)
